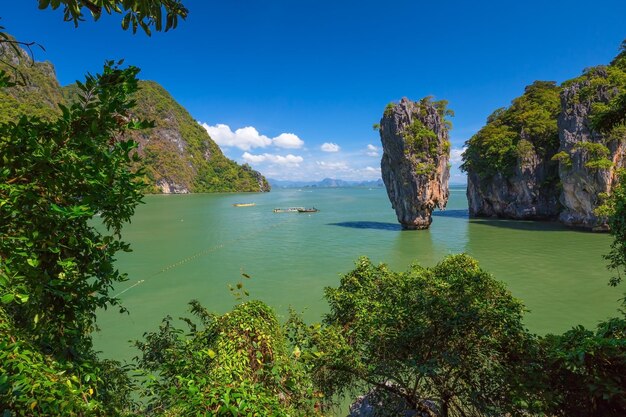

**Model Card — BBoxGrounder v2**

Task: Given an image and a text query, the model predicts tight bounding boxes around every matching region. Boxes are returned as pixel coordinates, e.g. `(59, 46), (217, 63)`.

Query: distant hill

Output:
(269, 177), (384, 188)
(0, 40), (269, 194)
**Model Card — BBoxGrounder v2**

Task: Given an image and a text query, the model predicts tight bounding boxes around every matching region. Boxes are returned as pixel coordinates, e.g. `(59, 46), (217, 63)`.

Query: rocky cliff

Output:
(124, 81), (271, 194)
(379, 97), (451, 230)
(557, 66), (626, 230)
(462, 81), (562, 220)
(0, 42), (270, 194)
(462, 50), (626, 230)
(0, 41), (63, 123)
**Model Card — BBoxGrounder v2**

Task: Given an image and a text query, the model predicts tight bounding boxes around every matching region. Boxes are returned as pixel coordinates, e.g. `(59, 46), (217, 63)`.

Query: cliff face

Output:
(0, 42), (269, 194)
(462, 81), (562, 220)
(379, 97), (451, 230)
(463, 55), (626, 230)
(129, 81), (271, 194)
(0, 41), (63, 123)
(466, 151), (560, 220)
(557, 69), (626, 230)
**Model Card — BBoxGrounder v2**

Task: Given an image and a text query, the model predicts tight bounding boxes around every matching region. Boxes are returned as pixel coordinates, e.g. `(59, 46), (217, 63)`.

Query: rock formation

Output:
(379, 97), (451, 229)
(557, 71), (626, 230)
(466, 153), (560, 220)
(463, 62), (626, 230)
(463, 81), (562, 220)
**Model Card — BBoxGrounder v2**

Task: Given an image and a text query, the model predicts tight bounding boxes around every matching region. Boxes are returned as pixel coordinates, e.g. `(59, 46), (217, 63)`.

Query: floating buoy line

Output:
(112, 215), (299, 299)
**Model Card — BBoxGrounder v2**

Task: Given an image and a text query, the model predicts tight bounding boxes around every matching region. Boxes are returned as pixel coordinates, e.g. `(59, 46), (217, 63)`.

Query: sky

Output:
(2, 1), (626, 183)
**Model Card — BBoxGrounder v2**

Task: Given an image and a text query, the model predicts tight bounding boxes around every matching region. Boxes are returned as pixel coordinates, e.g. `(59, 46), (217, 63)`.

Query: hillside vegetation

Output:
(1, 42), (269, 194)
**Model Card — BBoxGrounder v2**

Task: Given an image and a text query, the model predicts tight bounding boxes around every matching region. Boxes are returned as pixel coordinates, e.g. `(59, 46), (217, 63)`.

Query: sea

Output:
(94, 185), (620, 362)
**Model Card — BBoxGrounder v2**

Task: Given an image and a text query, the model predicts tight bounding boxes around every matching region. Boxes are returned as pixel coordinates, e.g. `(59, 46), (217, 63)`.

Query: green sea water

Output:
(94, 186), (620, 362)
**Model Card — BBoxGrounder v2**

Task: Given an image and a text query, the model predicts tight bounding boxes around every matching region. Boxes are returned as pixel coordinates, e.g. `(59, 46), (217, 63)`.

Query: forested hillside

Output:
(0, 41), (269, 194)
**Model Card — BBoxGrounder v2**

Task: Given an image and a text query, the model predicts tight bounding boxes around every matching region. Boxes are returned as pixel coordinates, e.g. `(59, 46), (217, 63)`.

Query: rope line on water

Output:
(112, 215), (298, 298)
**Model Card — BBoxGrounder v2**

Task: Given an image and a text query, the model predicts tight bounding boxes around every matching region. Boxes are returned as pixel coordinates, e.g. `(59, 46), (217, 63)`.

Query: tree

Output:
(135, 300), (321, 416)
(538, 315), (626, 417)
(36, 0), (188, 35)
(290, 255), (538, 417)
(596, 169), (626, 286)
(0, 61), (150, 415)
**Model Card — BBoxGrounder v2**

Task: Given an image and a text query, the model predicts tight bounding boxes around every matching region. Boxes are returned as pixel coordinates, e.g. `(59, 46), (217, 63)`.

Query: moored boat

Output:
(273, 207), (303, 213)
(233, 203), (256, 207)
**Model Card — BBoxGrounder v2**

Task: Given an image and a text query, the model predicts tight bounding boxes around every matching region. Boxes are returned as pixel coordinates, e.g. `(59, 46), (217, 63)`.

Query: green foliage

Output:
(0, 62), (146, 415)
(574, 142), (613, 171)
(2, 44), (268, 194)
(551, 150), (573, 168)
(36, 0), (188, 35)
(1, 309), (136, 416)
(462, 122), (517, 177)
(394, 97), (452, 178)
(135, 300), (321, 416)
(291, 255), (536, 416)
(597, 169), (626, 286)
(402, 119), (437, 153)
(0, 38), (63, 123)
(383, 102), (395, 117)
(67, 79), (269, 193)
(538, 315), (626, 416)
(462, 80), (561, 178)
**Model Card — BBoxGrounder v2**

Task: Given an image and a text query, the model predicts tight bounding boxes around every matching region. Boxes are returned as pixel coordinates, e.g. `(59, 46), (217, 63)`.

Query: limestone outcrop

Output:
(462, 81), (562, 221)
(462, 61), (626, 230)
(379, 97), (451, 230)
(557, 74), (626, 230)
(466, 153), (560, 220)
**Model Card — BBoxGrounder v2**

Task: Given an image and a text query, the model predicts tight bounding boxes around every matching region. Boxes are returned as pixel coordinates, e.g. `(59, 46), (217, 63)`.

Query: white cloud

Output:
(316, 161), (350, 171)
(366, 144), (379, 157)
(242, 152), (303, 166)
(320, 142), (341, 152)
(450, 147), (466, 164)
(200, 123), (304, 151)
(365, 166), (380, 172)
(273, 133), (304, 149)
(201, 123), (271, 151)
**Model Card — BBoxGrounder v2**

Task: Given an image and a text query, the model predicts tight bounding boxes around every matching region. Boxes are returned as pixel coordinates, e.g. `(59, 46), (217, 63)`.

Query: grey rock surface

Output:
(379, 98), (450, 230)
(557, 78), (625, 230)
(466, 147), (560, 220)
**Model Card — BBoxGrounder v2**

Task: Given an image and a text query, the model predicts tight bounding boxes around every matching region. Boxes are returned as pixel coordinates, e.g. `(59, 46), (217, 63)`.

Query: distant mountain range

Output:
(268, 178), (385, 188)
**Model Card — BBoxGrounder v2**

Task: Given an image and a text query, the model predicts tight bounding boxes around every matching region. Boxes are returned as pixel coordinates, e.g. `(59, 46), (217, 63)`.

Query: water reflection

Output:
(327, 221), (402, 231)
(432, 209), (469, 219)
(469, 217), (583, 233)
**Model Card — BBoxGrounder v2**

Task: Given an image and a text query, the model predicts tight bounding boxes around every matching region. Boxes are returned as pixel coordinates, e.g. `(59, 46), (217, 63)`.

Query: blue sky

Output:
(2, 1), (626, 182)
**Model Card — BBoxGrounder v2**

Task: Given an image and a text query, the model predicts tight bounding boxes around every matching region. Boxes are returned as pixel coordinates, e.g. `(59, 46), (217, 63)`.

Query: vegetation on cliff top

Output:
(461, 80), (561, 178)
(131, 80), (270, 193)
(462, 41), (626, 180)
(385, 96), (452, 177)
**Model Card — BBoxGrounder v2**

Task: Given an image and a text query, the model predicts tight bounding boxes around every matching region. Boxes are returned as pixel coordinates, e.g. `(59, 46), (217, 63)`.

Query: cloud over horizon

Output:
(320, 142), (340, 152)
(366, 144), (379, 157)
(242, 152), (304, 166)
(200, 123), (304, 151)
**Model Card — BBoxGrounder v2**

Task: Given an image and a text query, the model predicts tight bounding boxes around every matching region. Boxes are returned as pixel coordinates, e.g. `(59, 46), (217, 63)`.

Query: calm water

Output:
(94, 186), (620, 361)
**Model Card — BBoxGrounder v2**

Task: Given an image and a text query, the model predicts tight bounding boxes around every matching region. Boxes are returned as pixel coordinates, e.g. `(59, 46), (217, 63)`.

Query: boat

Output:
(297, 207), (319, 213)
(273, 207), (303, 213)
(233, 203), (256, 207)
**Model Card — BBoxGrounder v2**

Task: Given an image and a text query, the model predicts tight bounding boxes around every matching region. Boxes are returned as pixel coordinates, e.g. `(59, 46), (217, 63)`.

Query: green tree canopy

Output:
(290, 255), (537, 417)
(36, 0), (188, 35)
